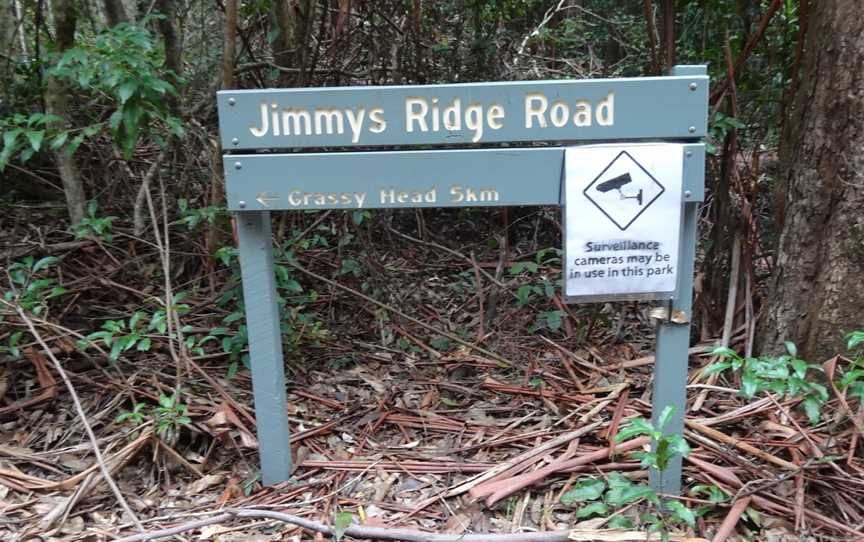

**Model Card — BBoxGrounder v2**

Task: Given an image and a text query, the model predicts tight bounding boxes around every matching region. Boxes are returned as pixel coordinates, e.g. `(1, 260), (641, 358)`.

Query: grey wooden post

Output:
(650, 64), (707, 495)
(235, 210), (292, 484)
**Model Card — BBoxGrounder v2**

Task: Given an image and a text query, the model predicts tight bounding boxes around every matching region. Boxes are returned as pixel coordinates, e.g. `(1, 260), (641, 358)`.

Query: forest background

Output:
(1, 0), (863, 541)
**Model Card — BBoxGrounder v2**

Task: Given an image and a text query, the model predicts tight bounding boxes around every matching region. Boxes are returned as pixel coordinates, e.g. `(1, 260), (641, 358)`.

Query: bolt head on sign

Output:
(564, 144), (684, 302)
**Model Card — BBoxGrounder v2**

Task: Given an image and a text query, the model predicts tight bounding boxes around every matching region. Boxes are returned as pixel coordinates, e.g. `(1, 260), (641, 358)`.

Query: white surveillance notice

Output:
(564, 144), (683, 302)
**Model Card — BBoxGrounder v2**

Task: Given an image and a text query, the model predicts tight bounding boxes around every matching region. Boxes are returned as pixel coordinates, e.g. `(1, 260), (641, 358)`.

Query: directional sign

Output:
(224, 148), (563, 211)
(564, 144), (684, 302)
(217, 65), (708, 495)
(256, 192), (279, 207)
(218, 75), (708, 150)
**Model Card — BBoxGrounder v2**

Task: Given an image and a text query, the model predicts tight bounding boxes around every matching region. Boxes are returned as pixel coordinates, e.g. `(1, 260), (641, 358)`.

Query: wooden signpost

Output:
(217, 66), (708, 494)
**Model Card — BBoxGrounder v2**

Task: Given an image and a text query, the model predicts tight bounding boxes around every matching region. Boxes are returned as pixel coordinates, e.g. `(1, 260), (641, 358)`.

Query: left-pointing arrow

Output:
(256, 192), (279, 207)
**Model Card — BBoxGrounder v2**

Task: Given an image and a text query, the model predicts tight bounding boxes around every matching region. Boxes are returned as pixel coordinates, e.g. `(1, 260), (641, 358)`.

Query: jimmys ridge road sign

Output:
(217, 66), (707, 494)
(218, 74), (707, 151)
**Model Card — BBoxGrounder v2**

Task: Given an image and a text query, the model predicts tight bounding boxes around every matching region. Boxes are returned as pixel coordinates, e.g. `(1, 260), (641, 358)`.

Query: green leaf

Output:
(690, 484), (728, 503)
(117, 80), (138, 104)
(802, 397), (822, 424)
(26, 130), (45, 152)
(848, 381), (864, 401)
(509, 261), (538, 275)
(711, 346), (739, 359)
(32, 256), (59, 272)
(791, 358), (808, 379)
(3, 127), (22, 151)
(741, 372), (758, 398)
(606, 472), (632, 490)
(430, 337), (451, 350)
(840, 370), (864, 388)
(351, 210), (369, 225)
(83, 124), (102, 137)
(606, 483), (656, 507)
(109, 110), (123, 131)
(560, 478), (605, 505)
(703, 360), (732, 375)
(846, 331), (864, 351)
(110, 340), (124, 360)
(575, 501), (609, 519)
(657, 406), (676, 431)
(282, 279), (303, 293)
(45, 286), (65, 300)
(129, 311), (146, 330)
(784, 341), (798, 357)
(664, 434), (691, 459)
(137, 337), (151, 351)
(516, 285), (534, 305)
(664, 500), (696, 528)
(333, 511), (353, 542)
(50, 131), (69, 150)
(615, 417), (654, 442)
(607, 516), (634, 529)
(544, 310), (563, 331)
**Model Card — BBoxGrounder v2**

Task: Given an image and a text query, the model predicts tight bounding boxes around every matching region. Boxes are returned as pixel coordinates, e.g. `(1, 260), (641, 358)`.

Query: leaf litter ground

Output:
(1, 207), (862, 541)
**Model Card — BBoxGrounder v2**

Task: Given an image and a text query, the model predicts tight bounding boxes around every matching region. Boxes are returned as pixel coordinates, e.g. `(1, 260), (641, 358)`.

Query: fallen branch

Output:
(687, 456), (861, 537)
(4, 299), (144, 532)
(114, 507), (575, 542)
(710, 496), (751, 542)
(114, 507), (709, 542)
(471, 436), (650, 506)
(684, 419), (798, 470)
(446, 422), (602, 498)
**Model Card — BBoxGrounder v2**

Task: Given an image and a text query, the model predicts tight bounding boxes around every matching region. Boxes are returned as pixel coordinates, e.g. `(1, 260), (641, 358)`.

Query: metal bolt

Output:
(238, 200), (247, 208)
(688, 126), (696, 133)
(228, 97), (236, 106)
(234, 161), (242, 170)
(689, 82), (698, 91)
(231, 138), (239, 146)
(686, 150), (693, 158)
(684, 190), (692, 199)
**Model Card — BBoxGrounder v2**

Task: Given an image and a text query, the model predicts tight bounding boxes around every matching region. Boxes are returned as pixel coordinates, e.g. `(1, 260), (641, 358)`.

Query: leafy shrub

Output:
(50, 17), (182, 158)
(707, 343), (828, 424)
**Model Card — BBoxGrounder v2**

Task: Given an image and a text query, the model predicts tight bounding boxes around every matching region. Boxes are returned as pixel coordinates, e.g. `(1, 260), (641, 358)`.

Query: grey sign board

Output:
(224, 148), (563, 211)
(218, 66), (708, 496)
(218, 75), (708, 150)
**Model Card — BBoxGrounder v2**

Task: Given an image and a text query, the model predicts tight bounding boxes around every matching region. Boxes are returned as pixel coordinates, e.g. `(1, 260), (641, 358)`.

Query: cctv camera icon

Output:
(595, 173), (643, 205)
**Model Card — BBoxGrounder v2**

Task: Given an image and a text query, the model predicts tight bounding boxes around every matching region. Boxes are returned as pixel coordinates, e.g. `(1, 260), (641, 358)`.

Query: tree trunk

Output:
(271, 0), (313, 87)
(154, 0), (181, 114)
(659, 0), (676, 71)
(1, 1), (15, 68)
(758, 0), (864, 360)
(222, 0), (237, 89)
(45, 0), (86, 225)
(101, 0), (129, 27)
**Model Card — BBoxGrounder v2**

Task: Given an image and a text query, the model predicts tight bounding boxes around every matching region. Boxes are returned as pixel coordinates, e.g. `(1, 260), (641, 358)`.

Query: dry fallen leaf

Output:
(187, 473), (225, 494)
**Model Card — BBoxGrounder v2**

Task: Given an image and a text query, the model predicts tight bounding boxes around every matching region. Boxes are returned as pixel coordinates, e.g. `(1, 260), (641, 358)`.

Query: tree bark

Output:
(1, 1), (15, 66)
(154, 0), (181, 114)
(101, 0), (129, 27)
(45, 0), (86, 225)
(271, 0), (313, 87)
(222, 0), (237, 89)
(758, 0), (864, 359)
(659, 0), (675, 71)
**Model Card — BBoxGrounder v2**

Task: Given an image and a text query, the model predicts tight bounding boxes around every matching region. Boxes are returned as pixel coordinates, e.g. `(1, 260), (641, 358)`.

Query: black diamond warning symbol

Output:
(583, 150), (665, 231)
